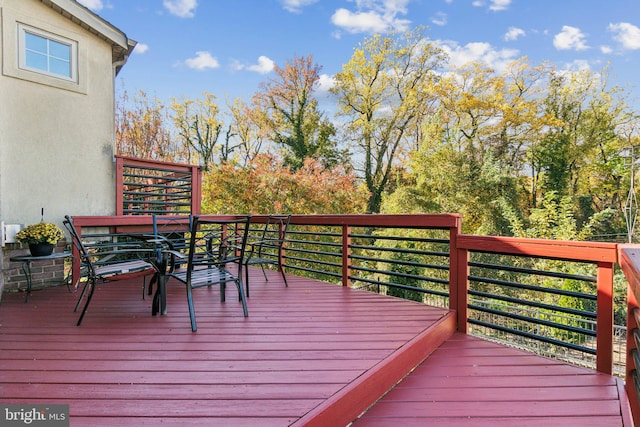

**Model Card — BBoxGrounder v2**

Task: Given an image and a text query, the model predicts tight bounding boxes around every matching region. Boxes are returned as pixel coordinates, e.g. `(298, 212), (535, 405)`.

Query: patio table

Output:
(10, 251), (71, 302)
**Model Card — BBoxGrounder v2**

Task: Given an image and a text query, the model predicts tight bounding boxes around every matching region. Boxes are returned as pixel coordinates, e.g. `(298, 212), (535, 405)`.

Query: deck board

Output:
(0, 270), (632, 426)
(0, 269), (453, 426)
(352, 333), (631, 427)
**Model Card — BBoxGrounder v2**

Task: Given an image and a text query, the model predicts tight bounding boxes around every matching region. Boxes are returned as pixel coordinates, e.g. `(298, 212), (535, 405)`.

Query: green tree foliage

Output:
(171, 92), (224, 171)
(253, 54), (349, 170)
(332, 28), (447, 213)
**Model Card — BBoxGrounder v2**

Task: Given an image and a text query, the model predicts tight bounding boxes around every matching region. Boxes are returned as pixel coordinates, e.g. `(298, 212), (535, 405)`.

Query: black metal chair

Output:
(144, 215), (192, 299)
(63, 215), (157, 326)
(244, 214), (291, 296)
(164, 215), (251, 332)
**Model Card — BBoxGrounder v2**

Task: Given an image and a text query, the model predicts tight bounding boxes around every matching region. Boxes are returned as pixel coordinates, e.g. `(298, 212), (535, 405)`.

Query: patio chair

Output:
(144, 214), (192, 299)
(164, 215), (251, 332)
(63, 215), (157, 326)
(243, 214), (291, 296)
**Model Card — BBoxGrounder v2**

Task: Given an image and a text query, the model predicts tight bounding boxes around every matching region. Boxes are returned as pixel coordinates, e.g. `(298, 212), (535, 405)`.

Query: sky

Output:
(78, 0), (640, 111)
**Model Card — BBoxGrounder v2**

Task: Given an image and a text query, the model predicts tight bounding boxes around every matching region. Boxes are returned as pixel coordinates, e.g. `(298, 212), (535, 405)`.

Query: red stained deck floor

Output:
(0, 269), (633, 426)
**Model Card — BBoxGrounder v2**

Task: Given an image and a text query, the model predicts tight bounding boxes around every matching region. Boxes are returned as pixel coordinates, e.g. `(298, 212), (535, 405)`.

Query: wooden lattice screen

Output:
(115, 155), (202, 216)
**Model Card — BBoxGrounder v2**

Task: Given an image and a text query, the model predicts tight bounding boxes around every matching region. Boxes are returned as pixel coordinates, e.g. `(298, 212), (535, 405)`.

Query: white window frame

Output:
(17, 24), (78, 83)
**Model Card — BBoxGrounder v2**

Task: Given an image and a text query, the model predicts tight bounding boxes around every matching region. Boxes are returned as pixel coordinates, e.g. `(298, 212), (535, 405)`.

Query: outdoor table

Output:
(10, 251), (71, 302)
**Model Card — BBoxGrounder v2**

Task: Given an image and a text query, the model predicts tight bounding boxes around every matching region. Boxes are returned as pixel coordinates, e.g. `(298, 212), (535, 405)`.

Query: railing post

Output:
(626, 283), (640, 422)
(71, 224), (81, 290)
(191, 164), (202, 215)
(450, 228), (468, 333)
(342, 224), (351, 287)
(596, 261), (614, 374)
(115, 156), (124, 216)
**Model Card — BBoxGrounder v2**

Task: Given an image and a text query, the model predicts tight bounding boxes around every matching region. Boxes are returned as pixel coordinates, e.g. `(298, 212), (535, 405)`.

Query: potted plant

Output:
(15, 222), (64, 256)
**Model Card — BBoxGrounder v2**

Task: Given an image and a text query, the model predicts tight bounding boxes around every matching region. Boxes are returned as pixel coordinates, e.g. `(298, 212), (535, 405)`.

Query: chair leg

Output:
(236, 278), (249, 317)
(280, 267), (288, 287)
(260, 264), (268, 281)
(74, 279), (91, 312)
(76, 279), (96, 326)
(244, 264), (250, 298)
(186, 285), (197, 332)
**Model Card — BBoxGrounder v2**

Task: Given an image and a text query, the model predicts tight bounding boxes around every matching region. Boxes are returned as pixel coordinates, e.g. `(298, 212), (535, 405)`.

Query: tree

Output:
(201, 155), (367, 214)
(225, 97), (266, 167)
(332, 28), (446, 213)
(253, 54), (347, 170)
(171, 92), (224, 171)
(116, 90), (183, 161)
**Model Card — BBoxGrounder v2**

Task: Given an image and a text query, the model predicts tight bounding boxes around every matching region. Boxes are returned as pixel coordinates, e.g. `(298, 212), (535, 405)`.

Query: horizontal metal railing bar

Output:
(348, 254), (450, 271)
(284, 263), (342, 279)
(349, 265), (449, 285)
(349, 233), (449, 244)
(349, 276), (449, 297)
(468, 318), (596, 355)
(469, 289), (597, 319)
(469, 261), (597, 283)
(284, 255), (342, 270)
(468, 275), (597, 301)
(123, 168), (193, 177)
(123, 199), (192, 206)
(468, 303), (597, 337)
(286, 239), (342, 250)
(123, 178), (192, 186)
(285, 246), (341, 258)
(123, 189), (192, 197)
(350, 244), (449, 258)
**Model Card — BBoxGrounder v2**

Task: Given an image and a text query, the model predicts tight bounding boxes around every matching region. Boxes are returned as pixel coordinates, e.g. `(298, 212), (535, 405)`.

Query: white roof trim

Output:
(41, 0), (135, 62)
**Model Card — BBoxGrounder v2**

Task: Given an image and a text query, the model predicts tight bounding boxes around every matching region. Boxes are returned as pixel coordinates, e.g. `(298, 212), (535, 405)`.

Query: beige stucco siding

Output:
(0, 0), (118, 227)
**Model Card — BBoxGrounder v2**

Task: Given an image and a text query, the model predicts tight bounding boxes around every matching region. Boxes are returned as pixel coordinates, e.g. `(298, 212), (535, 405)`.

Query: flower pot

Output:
(29, 243), (55, 257)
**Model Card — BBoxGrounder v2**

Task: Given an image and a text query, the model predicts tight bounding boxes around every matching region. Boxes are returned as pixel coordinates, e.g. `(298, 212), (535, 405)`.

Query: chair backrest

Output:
(152, 214), (192, 255)
(185, 215), (252, 281)
(63, 215), (97, 278)
(256, 214), (291, 257)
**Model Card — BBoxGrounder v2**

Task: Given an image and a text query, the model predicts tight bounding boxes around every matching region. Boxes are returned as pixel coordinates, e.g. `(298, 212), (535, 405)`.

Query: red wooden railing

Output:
(115, 155), (202, 216)
(68, 213), (640, 424)
(619, 245), (640, 423)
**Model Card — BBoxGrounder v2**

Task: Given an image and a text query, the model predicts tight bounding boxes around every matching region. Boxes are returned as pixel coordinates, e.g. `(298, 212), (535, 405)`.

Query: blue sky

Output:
(79, 0), (640, 110)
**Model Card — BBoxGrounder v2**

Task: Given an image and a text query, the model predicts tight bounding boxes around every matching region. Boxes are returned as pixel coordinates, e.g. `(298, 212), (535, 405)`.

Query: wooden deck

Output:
(0, 269), (632, 426)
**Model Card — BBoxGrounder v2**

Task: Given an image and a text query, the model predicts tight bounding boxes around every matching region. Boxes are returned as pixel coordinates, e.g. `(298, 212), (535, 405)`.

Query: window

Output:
(18, 24), (77, 82)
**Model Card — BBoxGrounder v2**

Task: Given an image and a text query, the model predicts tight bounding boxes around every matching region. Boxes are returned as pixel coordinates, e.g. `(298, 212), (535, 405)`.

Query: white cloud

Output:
(504, 27), (525, 41)
(472, 0), (510, 10)
(76, 0), (103, 11)
(600, 45), (613, 54)
(163, 0), (198, 18)
(133, 43), (149, 54)
(331, 0), (411, 35)
(608, 22), (640, 50)
(317, 73), (336, 93)
(431, 12), (447, 27)
(281, 0), (320, 13)
(248, 56), (276, 74)
(437, 40), (519, 73)
(553, 25), (589, 51)
(563, 59), (591, 71)
(184, 51), (219, 71)
(489, 0), (511, 11)
(232, 56), (276, 74)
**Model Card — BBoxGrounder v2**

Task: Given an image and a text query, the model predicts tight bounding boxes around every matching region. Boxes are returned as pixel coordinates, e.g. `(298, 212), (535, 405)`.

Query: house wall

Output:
(0, 0), (125, 294)
(0, 0), (118, 227)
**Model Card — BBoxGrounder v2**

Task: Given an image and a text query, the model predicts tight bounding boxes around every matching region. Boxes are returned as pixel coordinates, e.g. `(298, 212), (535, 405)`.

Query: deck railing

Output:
(68, 213), (639, 422)
(115, 155), (202, 216)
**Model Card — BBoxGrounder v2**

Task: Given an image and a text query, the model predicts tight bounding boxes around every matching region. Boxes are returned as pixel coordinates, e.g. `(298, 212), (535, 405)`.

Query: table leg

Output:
(21, 262), (32, 303)
(152, 273), (168, 316)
